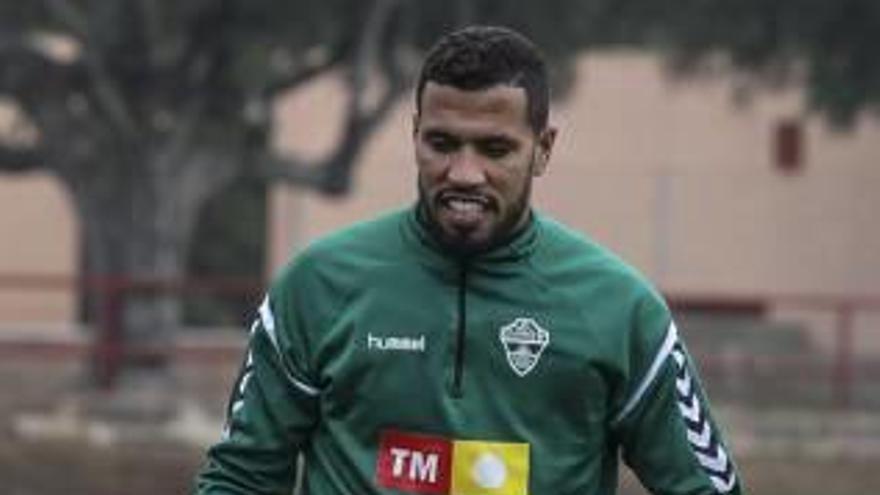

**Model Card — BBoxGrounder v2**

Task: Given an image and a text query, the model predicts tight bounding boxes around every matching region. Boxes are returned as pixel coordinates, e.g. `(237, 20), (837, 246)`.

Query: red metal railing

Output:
(1, 274), (879, 406)
(667, 292), (880, 408)
(0, 273), (262, 388)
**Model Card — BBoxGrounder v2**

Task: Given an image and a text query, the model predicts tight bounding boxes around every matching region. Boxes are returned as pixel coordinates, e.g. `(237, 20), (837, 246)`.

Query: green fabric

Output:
(194, 207), (742, 495)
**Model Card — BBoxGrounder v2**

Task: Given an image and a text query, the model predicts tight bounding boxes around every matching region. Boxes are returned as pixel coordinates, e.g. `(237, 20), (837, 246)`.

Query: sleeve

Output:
(611, 292), (743, 495)
(193, 290), (321, 495)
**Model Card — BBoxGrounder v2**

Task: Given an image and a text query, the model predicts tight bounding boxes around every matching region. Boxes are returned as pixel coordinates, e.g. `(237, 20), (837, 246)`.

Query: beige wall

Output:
(270, 51), (880, 299)
(268, 51), (880, 357)
(0, 174), (78, 327)
(2, 51), (879, 334)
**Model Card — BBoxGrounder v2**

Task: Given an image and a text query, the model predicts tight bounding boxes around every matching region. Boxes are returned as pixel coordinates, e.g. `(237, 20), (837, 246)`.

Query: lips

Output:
(439, 192), (491, 209)
(436, 191), (493, 227)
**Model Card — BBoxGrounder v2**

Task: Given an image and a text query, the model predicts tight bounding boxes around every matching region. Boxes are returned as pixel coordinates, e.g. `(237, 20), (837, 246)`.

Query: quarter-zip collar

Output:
(402, 203), (541, 270)
(400, 204), (541, 398)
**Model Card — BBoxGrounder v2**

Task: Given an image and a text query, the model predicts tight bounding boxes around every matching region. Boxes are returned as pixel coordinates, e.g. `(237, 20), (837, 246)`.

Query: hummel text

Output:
(368, 333), (426, 352)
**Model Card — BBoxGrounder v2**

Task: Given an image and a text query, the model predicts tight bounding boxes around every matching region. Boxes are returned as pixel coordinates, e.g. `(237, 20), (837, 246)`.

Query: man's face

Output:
(414, 82), (556, 255)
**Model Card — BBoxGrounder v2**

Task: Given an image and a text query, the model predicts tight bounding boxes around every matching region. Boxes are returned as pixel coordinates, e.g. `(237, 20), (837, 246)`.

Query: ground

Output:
(2, 439), (878, 495)
(2, 355), (879, 494)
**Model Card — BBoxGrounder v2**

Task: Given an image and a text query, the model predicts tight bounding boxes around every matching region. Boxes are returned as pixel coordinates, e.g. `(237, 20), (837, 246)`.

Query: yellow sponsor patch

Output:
(451, 440), (529, 495)
(376, 430), (530, 495)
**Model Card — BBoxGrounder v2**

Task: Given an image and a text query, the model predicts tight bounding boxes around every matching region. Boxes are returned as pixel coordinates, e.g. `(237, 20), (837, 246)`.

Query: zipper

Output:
(452, 263), (468, 397)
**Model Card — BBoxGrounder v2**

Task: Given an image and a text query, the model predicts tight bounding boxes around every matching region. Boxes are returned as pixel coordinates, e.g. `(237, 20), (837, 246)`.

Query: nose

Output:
(446, 148), (487, 187)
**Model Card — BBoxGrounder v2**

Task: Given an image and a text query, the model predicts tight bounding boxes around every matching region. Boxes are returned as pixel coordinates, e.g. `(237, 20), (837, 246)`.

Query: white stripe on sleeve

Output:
(257, 295), (320, 397)
(612, 321), (679, 425)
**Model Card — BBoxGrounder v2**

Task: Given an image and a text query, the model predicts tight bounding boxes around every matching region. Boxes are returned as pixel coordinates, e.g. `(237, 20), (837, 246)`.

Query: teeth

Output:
(448, 198), (484, 213)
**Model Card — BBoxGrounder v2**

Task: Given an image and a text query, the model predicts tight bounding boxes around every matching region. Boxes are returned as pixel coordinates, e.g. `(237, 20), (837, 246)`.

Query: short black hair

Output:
(416, 25), (550, 133)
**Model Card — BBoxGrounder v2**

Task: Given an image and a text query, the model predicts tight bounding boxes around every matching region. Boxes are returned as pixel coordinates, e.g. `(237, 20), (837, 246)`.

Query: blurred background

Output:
(1, 1), (879, 493)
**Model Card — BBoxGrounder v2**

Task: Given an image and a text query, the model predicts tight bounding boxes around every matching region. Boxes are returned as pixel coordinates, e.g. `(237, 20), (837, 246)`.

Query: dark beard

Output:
(416, 163), (534, 258)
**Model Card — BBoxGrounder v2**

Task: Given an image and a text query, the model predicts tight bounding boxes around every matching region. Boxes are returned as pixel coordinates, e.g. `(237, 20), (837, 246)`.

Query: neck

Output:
(415, 202), (533, 259)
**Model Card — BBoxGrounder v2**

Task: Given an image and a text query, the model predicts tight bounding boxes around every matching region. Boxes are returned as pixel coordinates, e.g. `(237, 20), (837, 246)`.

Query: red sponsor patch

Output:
(376, 430), (452, 494)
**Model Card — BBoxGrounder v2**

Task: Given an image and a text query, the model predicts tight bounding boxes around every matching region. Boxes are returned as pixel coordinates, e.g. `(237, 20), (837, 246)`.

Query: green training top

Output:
(195, 207), (742, 495)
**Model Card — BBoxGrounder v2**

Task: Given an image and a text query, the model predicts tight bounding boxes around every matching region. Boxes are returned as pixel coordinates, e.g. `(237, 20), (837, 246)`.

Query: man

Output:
(195, 26), (742, 495)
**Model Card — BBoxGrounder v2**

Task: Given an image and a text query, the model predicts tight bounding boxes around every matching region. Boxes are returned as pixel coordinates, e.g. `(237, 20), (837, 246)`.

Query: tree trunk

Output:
(65, 150), (213, 418)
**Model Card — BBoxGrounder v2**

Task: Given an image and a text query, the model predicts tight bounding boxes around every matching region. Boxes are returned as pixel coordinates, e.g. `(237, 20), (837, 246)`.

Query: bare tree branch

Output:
(0, 40), (80, 107)
(261, 49), (346, 99)
(254, 0), (408, 195)
(45, 0), (141, 137)
(317, 0), (406, 194)
(363, 14), (410, 130)
(137, 0), (166, 69)
(80, 49), (139, 137)
(347, 0), (392, 108)
(43, 0), (89, 38)
(254, 152), (329, 189)
(176, 149), (241, 207)
(0, 144), (44, 173)
(155, 93), (210, 180)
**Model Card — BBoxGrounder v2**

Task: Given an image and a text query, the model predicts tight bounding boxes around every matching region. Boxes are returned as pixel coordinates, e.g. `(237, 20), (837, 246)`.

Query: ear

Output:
(412, 112), (420, 140)
(531, 126), (557, 177)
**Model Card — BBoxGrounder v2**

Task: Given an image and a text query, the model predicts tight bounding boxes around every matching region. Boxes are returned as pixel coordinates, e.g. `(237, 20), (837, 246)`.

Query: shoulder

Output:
(536, 214), (654, 292)
(534, 213), (669, 325)
(271, 209), (408, 295)
(306, 209), (406, 259)
(536, 214), (672, 363)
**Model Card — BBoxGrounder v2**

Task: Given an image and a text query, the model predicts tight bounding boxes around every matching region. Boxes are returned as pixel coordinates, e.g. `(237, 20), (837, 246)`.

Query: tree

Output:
(0, 0), (877, 388)
(0, 1), (603, 388)
(572, 0), (880, 126)
(0, 0), (412, 384)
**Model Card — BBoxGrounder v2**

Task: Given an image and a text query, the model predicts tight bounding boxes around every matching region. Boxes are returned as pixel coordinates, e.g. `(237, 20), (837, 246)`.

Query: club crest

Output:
(499, 318), (550, 377)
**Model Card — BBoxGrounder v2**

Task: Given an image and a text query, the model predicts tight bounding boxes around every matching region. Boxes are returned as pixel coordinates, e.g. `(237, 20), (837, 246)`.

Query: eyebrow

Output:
(475, 135), (517, 144)
(422, 129), (456, 138)
(422, 128), (516, 144)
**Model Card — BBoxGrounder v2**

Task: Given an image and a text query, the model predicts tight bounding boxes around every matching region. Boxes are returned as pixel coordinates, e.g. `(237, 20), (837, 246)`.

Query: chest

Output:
(312, 265), (626, 442)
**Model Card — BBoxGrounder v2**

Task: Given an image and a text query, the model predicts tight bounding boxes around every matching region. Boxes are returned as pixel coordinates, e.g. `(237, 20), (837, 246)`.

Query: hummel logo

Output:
(671, 342), (737, 493)
(368, 333), (426, 352)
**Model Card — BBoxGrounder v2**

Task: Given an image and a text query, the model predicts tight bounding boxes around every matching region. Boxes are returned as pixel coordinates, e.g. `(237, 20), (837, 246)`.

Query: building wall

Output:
(1, 51), (878, 339)
(270, 52), (880, 299)
(0, 174), (78, 329)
